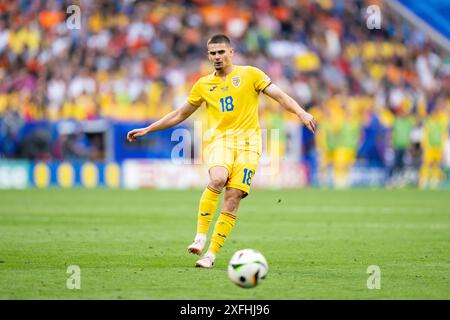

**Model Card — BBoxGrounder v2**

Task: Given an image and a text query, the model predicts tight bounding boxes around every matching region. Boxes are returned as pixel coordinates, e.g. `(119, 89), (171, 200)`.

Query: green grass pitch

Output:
(0, 188), (449, 299)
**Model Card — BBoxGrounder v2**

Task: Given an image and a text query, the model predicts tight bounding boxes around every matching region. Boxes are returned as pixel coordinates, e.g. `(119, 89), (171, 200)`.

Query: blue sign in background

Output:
(112, 122), (192, 162)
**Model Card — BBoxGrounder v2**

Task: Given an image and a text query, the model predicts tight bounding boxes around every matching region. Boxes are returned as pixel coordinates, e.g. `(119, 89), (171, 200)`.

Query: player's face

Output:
(207, 43), (234, 71)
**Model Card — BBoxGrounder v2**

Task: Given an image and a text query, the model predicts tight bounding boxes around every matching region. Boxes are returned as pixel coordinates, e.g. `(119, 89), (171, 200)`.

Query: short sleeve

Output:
(186, 80), (204, 107)
(250, 66), (272, 92)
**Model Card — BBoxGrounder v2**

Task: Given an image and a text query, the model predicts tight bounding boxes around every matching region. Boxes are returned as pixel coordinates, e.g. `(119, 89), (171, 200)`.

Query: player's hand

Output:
(299, 111), (316, 134)
(127, 128), (148, 142)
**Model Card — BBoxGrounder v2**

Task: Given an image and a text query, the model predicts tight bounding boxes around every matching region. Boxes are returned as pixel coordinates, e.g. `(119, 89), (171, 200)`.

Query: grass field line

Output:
(246, 221), (449, 230)
(244, 205), (450, 215)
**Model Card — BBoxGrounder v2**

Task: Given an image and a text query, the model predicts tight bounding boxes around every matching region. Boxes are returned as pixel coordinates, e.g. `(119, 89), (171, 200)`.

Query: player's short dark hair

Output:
(207, 34), (231, 47)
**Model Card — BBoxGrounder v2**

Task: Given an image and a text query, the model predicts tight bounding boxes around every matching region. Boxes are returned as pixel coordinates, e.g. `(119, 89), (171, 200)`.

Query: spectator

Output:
(388, 107), (415, 187)
(0, 0), (447, 189)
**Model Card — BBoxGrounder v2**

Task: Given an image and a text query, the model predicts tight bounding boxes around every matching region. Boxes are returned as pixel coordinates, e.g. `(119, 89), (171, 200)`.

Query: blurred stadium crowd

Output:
(0, 0), (449, 187)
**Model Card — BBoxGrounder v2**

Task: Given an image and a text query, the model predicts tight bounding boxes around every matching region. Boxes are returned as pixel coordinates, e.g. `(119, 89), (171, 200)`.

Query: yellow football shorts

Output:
(206, 142), (260, 195)
(334, 148), (356, 168)
(320, 150), (335, 168)
(423, 147), (443, 164)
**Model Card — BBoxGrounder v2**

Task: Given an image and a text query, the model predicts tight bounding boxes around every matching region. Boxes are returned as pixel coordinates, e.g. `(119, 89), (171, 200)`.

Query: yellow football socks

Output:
(430, 166), (443, 188)
(196, 186), (221, 235)
(419, 166), (429, 188)
(208, 211), (237, 255)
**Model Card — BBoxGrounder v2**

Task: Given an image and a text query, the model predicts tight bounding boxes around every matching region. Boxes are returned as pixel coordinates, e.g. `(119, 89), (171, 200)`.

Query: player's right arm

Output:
(127, 102), (200, 142)
(128, 79), (205, 142)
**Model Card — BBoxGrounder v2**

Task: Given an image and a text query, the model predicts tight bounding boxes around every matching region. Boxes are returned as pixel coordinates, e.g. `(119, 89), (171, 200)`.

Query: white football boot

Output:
(195, 252), (216, 268)
(187, 234), (206, 256)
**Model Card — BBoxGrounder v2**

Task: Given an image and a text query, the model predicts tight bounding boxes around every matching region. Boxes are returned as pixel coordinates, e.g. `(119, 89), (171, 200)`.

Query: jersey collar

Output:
(212, 65), (236, 82)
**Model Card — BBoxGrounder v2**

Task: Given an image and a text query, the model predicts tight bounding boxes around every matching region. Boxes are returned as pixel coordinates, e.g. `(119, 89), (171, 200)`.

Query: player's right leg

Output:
(196, 149), (259, 268)
(188, 141), (232, 256)
(188, 165), (231, 256)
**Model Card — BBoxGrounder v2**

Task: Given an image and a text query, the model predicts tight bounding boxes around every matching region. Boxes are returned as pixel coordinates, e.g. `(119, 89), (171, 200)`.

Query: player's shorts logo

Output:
(231, 76), (240, 88)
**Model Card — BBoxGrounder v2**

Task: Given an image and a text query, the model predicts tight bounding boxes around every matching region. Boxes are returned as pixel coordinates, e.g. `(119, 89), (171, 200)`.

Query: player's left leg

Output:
(334, 148), (349, 188)
(430, 150), (443, 188)
(419, 148), (433, 189)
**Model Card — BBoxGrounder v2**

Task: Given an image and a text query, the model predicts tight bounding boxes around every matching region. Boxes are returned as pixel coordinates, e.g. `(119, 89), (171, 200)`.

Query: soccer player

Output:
(388, 107), (415, 187)
(316, 105), (338, 188)
(419, 103), (449, 189)
(333, 106), (361, 188)
(127, 34), (316, 268)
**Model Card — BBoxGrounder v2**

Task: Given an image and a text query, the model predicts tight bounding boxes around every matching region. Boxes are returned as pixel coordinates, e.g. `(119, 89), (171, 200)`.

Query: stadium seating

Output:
(0, 0), (448, 187)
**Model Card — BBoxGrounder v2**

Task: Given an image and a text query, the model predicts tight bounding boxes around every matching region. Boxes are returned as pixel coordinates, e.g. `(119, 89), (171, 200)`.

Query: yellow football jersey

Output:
(187, 65), (272, 154)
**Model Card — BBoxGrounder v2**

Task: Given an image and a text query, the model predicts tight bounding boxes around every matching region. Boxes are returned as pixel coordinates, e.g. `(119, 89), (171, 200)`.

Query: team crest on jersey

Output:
(231, 76), (241, 88)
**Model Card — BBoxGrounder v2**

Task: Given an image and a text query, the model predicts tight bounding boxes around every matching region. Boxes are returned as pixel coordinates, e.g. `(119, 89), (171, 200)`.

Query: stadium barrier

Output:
(1, 160), (449, 189)
(0, 160), (120, 189)
(122, 159), (308, 189)
(0, 159), (308, 189)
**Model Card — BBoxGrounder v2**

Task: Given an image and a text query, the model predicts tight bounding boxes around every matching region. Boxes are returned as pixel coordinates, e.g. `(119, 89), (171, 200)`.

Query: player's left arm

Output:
(263, 83), (316, 134)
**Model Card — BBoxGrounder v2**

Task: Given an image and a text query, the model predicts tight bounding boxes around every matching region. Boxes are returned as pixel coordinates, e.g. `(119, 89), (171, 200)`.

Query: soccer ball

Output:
(227, 249), (268, 288)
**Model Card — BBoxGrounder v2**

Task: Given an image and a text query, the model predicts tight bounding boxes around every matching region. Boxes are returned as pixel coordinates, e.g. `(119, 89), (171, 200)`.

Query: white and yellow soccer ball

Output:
(227, 249), (268, 288)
